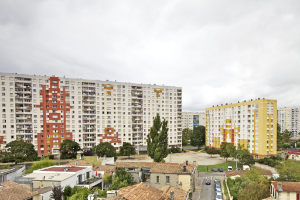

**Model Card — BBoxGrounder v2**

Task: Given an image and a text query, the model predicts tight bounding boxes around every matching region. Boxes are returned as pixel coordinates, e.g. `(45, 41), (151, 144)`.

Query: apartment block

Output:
(206, 98), (277, 158)
(277, 107), (300, 137)
(0, 73), (182, 155)
(182, 112), (205, 130)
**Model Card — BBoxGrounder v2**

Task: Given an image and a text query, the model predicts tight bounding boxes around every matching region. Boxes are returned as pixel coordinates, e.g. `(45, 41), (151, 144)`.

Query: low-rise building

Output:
(270, 181), (300, 200)
(0, 165), (25, 183)
(0, 180), (38, 200)
(114, 161), (197, 192)
(108, 182), (189, 200)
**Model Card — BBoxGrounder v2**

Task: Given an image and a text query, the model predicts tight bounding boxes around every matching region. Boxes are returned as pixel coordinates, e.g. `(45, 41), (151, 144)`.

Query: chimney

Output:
(170, 191), (174, 200)
(30, 182), (33, 192)
(183, 166), (186, 172)
(186, 160), (188, 165)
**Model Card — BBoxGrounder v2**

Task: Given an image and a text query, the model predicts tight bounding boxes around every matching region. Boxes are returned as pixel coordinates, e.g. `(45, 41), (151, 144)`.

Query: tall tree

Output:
(95, 142), (117, 161)
(182, 128), (193, 141)
(59, 139), (81, 159)
(190, 125), (205, 149)
(147, 114), (169, 162)
(237, 184), (270, 200)
(207, 148), (218, 157)
(119, 142), (136, 158)
(5, 140), (38, 163)
(237, 149), (255, 166)
(220, 142), (230, 161)
(283, 129), (290, 143)
(275, 160), (300, 182)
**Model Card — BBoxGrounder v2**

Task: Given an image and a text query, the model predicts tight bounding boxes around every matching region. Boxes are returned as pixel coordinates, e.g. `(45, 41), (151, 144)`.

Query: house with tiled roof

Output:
(108, 182), (189, 200)
(270, 181), (300, 199)
(114, 161), (197, 192)
(0, 180), (38, 200)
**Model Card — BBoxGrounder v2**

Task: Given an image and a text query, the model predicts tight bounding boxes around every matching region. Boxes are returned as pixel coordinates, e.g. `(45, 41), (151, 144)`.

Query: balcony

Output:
(76, 177), (102, 189)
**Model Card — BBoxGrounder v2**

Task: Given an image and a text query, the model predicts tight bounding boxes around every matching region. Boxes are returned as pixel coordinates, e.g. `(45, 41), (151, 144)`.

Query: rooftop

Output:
(272, 181), (300, 192)
(23, 172), (75, 181)
(0, 180), (38, 200)
(93, 165), (116, 176)
(40, 166), (87, 172)
(64, 160), (94, 167)
(111, 183), (188, 200)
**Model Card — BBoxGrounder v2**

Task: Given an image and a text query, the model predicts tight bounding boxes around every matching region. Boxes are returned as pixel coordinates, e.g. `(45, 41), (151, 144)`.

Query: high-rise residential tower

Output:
(182, 112), (205, 130)
(277, 107), (300, 137)
(0, 73), (182, 155)
(206, 99), (277, 158)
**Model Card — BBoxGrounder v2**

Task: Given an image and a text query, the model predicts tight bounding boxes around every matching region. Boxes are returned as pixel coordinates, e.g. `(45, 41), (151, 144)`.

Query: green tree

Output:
(119, 142), (136, 158)
(147, 114), (169, 162)
(182, 136), (188, 146)
(283, 129), (290, 143)
(63, 185), (72, 200)
(244, 168), (269, 186)
(182, 128), (193, 142)
(24, 157), (56, 174)
(275, 160), (300, 181)
(207, 148), (218, 157)
(68, 186), (90, 200)
(5, 140), (38, 163)
(94, 142), (117, 161)
(220, 142), (230, 161)
(237, 184), (270, 200)
(59, 139), (81, 159)
(109, 168), (133, 190)
(190, 125), (205, 149)
(238, 149), (255, 166)
(50, 185), (64, 200)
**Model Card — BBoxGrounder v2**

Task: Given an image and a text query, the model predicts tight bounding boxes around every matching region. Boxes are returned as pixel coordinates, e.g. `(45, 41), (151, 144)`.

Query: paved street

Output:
(198, 173), (225, 200)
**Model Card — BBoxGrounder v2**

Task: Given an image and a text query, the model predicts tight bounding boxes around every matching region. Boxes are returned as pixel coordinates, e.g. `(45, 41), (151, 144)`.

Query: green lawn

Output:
(83, 156), (102, 165)
(198, 161), (243, 172)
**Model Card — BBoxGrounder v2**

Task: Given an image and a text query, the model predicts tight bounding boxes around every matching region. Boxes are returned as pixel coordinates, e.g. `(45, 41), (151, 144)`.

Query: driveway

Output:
(198, 173), (226, 200)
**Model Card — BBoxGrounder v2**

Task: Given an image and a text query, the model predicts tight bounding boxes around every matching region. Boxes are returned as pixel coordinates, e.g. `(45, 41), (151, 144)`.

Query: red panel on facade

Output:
(37, 77), (72, 156)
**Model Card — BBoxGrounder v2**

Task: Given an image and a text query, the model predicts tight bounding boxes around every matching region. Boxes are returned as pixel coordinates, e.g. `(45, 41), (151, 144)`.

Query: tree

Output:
(237, 184), (270, 200)
(50, 185), (64, 200)
(220, 142), (230, 161)
(182, 136), (188, 146)
(238, 149), (255, 166)
(94, 142), (117, 161)
(182, 128), (193, 143)
(109, 168), (133, 190)
(24, 157), (56, 174)
(275, 160), (300, 182)
(119, 142), (136, 158)
(63, 185), (72, 200)
(5, 140), (38, 163)
(207, 148), (218, 157)
(59, 139), (81, 159)
(147, 114), (169, 162)
(190, 125), (205, 149)
(283, 129), (290, 143)
(68, 186), (90, 200)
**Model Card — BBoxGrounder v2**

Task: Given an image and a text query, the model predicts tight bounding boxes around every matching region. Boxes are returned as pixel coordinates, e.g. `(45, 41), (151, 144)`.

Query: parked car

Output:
(206, 179), (211, 185)
(236, 168), (241, 170)
(227, 166), (233, 171)
(216, 192), (222, 196)
(211, 168), (218, 172)
(215, 183), (221, 191)
(216, 187), (221, 192)
(218, 168), (223, 172)
(216, 194), (222, 200)
(214, 177), (220, 182)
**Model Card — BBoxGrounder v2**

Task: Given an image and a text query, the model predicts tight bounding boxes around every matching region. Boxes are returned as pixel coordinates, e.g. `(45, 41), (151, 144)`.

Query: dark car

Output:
(218, 168), (223, 172)
(211, 168), (218, 172)
(206, 179), (211, 185)
(236, 168), (241, 170)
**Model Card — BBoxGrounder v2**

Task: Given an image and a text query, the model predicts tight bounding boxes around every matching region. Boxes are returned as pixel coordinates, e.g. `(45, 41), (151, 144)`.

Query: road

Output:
(198, 173), (225, 200)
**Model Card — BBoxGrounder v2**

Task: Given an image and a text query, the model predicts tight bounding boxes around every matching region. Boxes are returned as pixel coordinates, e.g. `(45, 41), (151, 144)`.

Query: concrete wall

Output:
(277, 191), (298, 200)
(149, 173), (178, 189)
(102, 157), (114, 165)
(6, 165), (26, 181)
(178, 174), (190, 191)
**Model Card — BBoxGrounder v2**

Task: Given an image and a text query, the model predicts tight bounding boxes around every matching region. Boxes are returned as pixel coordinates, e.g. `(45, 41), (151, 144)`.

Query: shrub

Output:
(268, 159), (275, 167)
(49, 155), (54, 159)
(258, 159), (264, 164)
(169, 147), (181, 153)
(24, 157), (56, 174)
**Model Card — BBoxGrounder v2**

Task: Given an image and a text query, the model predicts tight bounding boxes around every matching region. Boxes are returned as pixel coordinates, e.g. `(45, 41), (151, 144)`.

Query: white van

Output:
(243, 165), (250, 170)
(227, 166), (233, 171)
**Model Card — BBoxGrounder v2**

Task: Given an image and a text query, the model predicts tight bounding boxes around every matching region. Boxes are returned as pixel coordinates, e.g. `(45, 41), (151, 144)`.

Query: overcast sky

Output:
(0, 0), (299, 111)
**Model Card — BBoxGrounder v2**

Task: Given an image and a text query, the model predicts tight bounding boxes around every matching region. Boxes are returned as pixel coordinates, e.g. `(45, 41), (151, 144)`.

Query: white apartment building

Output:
(0, 73), (182, 155)
(182, 112), (205, 130)
(277, 107), (300, 137)
(206, 99), (277, 158)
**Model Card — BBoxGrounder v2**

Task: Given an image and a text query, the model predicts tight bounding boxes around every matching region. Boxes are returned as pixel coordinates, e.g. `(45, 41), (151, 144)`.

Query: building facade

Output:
(0, 73), (182, 155)
(182, 112), (205, 130)
(206, 99), (277, 158)
(277, 107), (300, 137)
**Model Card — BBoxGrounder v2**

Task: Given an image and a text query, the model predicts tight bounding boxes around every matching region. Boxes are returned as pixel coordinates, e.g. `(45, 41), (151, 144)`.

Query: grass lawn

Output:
(198, 161), (243, 172)
(190, 149), (202, 152)
(83, 156), (102, 165)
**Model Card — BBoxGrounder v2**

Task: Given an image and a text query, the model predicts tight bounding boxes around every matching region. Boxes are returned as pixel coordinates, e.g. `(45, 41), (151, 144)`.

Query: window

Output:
(166, 176), (170, 184)
(156, 176), (159, 183)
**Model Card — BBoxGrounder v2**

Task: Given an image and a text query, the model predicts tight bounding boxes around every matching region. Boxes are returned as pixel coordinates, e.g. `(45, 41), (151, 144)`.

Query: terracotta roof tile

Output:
(110, 183), (187, 200)
(0, 180), (38, 200)
(93, 165), (116, 175)
(115, 162), (155, 172)
(272, 181), (300, 192)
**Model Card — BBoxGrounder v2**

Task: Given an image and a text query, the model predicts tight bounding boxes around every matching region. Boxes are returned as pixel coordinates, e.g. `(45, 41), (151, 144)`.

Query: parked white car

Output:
(227, 166), (233, 171)
(243, 165), (250, 170)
